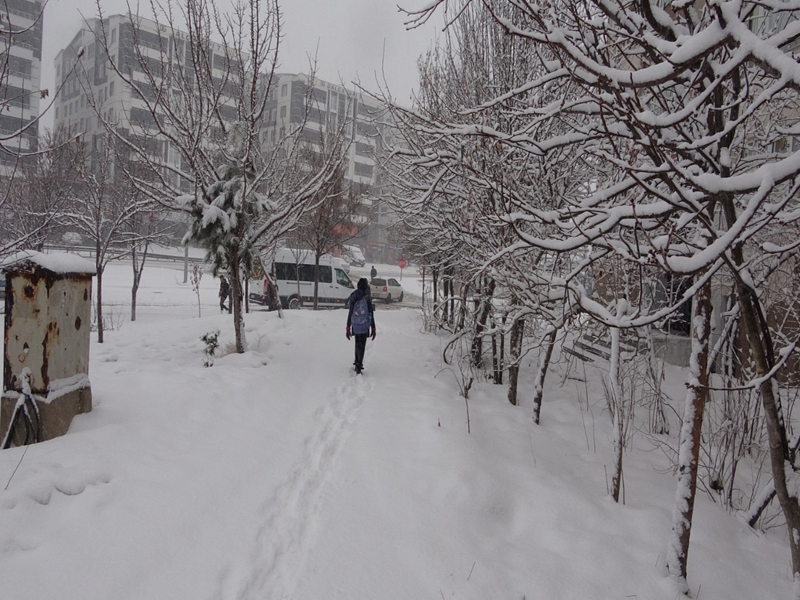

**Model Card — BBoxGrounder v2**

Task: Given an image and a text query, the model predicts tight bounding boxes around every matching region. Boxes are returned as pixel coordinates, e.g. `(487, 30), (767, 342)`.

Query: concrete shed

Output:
(1, 251), (95, 446)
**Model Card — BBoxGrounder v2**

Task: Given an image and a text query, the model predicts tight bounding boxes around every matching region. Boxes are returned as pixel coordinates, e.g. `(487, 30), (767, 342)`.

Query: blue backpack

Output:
(351, 295), (370, 334)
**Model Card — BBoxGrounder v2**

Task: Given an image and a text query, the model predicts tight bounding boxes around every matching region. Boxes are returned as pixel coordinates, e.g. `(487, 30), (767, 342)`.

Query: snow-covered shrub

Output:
(200, 330), (220, 368)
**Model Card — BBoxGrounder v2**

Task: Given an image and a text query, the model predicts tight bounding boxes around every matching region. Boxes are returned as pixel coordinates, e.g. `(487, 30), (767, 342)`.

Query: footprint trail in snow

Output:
(220, 375), (373, 600)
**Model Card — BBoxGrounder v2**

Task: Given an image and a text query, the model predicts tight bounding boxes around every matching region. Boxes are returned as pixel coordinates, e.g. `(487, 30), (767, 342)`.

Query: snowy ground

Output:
(0, 262), (792, 599)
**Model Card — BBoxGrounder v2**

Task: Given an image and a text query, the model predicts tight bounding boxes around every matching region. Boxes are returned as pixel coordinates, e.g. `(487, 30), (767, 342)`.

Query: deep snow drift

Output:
(0, 262), (791, 599)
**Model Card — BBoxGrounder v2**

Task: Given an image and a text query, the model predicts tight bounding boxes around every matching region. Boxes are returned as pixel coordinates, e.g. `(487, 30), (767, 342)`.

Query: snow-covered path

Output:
(224, 351), (376, 599)
(0, 263), (794, 599)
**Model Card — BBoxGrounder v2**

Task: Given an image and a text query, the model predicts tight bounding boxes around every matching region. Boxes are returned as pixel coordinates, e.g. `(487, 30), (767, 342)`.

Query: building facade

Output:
(54, 14), (236, 188)
(260, 73), (398, 262)
(0, 0), (44, 174)
(54, 20), (399, 259)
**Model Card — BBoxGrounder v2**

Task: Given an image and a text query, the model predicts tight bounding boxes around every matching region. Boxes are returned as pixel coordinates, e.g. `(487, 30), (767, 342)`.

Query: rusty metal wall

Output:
(3, 270), (92, 395)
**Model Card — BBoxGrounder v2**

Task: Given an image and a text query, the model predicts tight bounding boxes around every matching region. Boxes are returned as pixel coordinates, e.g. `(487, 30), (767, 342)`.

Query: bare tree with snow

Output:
(400, 0), (800, 594)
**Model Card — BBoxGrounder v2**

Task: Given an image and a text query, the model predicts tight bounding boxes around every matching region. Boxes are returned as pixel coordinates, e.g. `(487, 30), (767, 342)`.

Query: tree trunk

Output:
(609, 324), (623, 503)
(470, 278), (496, 366)
(721, 191), (800, 586)
(499, 313), (506, 385)
(313, 252), (321, 310)
(532, 329), (557, 425)
(449, 267), (456, 327)
(457, 281), (468, 330)
(432, 267), (439, 329)
(131, 245), (139, 322)
(442, 272), (449, 324)
(422, 267), (426, 310)
(229, 252), (246, 353)
(245, 277), (250, 314)
(507, 317), (523, 406)
(130, 242), (148, 322)
(96, 264), (104, 344)
(492, 316), (500, 384)
(666, 278), (712, 593)
(737, 281), (800, 590)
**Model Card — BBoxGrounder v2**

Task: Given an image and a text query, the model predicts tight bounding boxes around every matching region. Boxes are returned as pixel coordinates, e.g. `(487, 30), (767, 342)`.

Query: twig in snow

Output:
(527, 430), (537, 468)
(467, 561), (476, 580)
(4, 444), (29, 490)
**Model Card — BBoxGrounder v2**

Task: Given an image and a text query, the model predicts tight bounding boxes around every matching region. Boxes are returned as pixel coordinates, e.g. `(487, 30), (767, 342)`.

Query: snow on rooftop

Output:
(0, 251), (97, 275)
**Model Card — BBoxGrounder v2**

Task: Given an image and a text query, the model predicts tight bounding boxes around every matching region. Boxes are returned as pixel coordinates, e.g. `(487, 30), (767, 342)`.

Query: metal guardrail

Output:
(43, 245), (205, 265)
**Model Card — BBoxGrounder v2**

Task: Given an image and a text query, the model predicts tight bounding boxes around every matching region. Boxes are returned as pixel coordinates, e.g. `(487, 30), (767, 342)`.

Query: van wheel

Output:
(398, 293), (403, 303)
(288, 296), (301, 310)
(385, 294), (392, 304)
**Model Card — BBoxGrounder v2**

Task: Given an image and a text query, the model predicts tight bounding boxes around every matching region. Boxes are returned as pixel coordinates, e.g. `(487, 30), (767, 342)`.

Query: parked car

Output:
(370, 277), (404, 303)
(335, 256), (351, 274)
(343, 245), (366, 267)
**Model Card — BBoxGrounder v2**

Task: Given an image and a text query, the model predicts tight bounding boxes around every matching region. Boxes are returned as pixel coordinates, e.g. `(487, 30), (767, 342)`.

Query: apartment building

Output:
(53, 20), (398, 259)
(260, 73), (397, 262)
(0, 0), (44, 174)
(53, 14), (236, 188)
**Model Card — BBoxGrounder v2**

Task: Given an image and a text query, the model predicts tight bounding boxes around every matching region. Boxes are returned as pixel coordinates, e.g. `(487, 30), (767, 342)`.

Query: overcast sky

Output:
(39, 0), (443, 130)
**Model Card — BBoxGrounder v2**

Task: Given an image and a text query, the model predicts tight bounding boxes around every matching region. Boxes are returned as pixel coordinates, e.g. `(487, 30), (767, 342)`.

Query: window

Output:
(111, 28), (116, 44)
(354, 162), (373, 178)
(5, 55), (32, 77)
(279, 105), (286, 118)
(389, 279), (399, 286)
(275, 262), (297, 281)
(319, 266), (332, 284)
(300, 127), (322, 144)
(355, 141), (373, 157)
(55, 107), (59, 119)
(336, 269), (352, 288)
(298, 264), (332, 283)
(357, 121), (378, 137)
(109, 81), (115, 96)
(281, 84), (287, 97)
(307, 108), (323, 123)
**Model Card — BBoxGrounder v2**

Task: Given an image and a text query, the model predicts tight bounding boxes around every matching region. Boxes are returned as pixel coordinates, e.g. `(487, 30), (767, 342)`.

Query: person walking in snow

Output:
(370, 265), (377, 280)
(219, 275), (231, 313)
(346, 278), (376, 374)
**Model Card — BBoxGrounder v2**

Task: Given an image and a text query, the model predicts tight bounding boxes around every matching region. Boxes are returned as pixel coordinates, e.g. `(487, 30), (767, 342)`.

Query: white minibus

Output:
(256, 248), (354, 309)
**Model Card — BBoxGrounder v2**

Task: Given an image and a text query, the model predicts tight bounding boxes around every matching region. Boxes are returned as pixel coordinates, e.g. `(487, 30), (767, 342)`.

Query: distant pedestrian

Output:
(370, 265), (377, 280)
(219, 275), (230, 313)
(346, 278), (376, 375)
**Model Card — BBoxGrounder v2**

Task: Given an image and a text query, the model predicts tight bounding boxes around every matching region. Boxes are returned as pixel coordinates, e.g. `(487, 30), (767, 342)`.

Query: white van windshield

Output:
(335, 269), (352, 287)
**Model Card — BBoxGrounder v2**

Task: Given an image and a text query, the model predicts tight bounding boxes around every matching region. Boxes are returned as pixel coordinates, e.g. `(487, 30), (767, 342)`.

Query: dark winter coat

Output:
(346, 288), (375, 330)
(219, 279), (230, 298)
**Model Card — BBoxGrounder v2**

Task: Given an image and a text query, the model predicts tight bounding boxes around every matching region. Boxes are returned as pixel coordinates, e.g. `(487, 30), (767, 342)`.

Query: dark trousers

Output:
(354, 333), (368, 370)
(220, 295), (229, 312)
